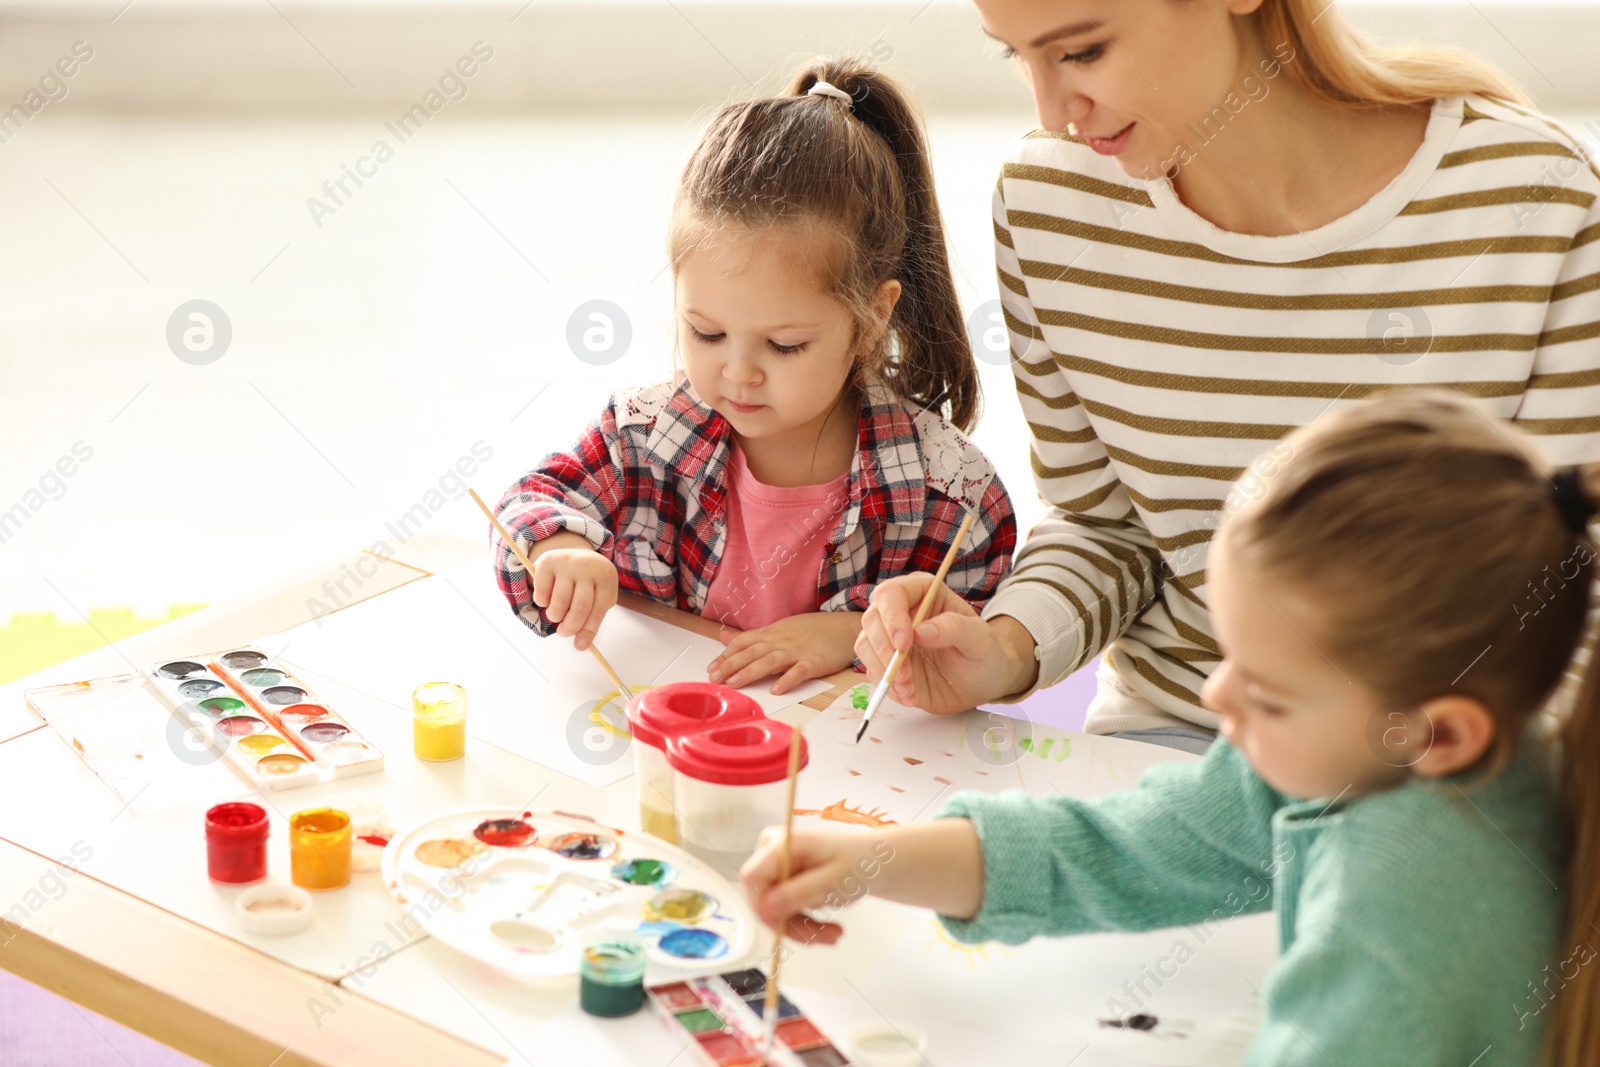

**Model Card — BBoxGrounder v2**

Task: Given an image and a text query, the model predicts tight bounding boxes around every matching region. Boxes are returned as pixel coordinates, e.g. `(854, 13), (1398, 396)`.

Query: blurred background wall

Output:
(0, 0), (1596, 674)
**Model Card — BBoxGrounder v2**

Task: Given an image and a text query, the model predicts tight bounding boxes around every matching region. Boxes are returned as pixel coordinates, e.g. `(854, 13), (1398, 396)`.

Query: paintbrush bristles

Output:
(467, 487), (633, 701)
(854, 650), (904, 743)
(854, 510), (976, 744)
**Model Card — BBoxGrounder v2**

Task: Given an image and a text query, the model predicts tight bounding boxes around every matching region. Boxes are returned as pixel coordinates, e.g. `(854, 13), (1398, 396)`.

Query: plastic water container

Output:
(626, 682), (761, 845)
(666, 717), (808, 879)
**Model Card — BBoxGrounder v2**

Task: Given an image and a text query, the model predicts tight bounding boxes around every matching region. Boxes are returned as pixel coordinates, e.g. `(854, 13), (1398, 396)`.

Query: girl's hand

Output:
(529, 541), (618, 651)
(740, 820), (986, 943)
(707, 612), (862, 695)
(739, 825), (893, 944)
(856, 575), (1039, 713)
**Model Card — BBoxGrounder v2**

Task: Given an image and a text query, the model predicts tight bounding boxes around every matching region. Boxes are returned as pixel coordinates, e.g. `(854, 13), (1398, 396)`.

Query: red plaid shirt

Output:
(493, 379), (1016, 638)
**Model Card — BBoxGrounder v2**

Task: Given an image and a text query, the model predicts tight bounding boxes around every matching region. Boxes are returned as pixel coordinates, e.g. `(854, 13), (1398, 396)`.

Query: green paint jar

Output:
(579, 938), (646, 1018)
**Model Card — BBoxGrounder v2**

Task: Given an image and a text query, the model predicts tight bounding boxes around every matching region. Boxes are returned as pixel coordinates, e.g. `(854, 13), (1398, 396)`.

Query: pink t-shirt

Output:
(702, 444), (850, 632)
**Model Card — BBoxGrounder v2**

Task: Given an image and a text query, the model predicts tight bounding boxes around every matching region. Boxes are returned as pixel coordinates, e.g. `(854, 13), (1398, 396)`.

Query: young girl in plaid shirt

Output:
(493, 58), (1016, 695)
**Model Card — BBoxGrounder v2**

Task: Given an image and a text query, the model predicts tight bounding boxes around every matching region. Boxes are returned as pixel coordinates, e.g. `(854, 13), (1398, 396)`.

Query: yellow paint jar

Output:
(413, 681), (467, 762)
(289, 807), (352, 890)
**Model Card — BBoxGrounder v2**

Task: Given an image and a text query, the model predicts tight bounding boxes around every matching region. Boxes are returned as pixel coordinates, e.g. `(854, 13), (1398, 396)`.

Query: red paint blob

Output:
(358, 833), (392, 847)
(649, 982), (701, 1011)
(205, 802), (268, 884)
(695, 1031), (760, 1066)
(279, 703), (330, 725)
(776, 1017), (828, 1051)
(474, 818), (536, 847)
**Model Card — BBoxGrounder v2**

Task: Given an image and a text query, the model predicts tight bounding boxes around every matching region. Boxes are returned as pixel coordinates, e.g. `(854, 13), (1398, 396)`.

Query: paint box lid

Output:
(665, 719), (807, 786)
(626, 682), (761, 751)
(849, 1020), (927, 1067)
(236, 883), (313, 937)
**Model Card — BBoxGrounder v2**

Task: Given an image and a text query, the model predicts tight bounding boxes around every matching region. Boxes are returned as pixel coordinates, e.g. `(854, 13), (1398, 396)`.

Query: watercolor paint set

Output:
(381, 807), (756, 980)
(25, 646), (383, 813)
(646, 968), (852, 1067)
(141, 646), (383, 789)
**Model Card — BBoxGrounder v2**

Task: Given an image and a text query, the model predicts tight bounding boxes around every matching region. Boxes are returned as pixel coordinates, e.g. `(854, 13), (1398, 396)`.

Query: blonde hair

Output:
(1255, 0), (1535, 109)
(668, 57), (980, 431)
(1221, 389), (1596, 1065)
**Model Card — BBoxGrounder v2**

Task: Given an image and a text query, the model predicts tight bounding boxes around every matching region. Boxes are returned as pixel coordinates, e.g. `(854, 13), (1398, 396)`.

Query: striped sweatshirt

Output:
(981, 94), (1600, 736)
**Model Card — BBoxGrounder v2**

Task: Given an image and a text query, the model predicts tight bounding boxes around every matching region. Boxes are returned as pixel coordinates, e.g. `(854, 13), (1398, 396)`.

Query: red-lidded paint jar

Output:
(206, 802), (269, 883)
(626, 682), (761, 846)
(666, 717), (807, 879)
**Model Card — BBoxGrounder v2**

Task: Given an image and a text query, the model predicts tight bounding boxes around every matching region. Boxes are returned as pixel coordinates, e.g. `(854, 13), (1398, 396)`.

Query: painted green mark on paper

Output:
(1017, 735), (1072, 762)
(850, 683), (870, 711)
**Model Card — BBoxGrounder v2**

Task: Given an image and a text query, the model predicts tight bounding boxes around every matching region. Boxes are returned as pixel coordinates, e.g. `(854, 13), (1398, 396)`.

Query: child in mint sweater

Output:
(744, 390), (1598, 1065)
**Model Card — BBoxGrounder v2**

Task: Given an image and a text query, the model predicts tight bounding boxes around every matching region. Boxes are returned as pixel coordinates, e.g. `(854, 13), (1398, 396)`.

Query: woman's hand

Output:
(856, 575), (1039, 713)
(740, 820), (986, 943)
(707, 612), (862, 695)
(528, 534), (618, 651)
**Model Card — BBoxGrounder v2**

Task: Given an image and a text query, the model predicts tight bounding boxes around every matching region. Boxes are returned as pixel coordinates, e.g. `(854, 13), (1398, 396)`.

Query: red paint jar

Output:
(206, 802), (269, 883)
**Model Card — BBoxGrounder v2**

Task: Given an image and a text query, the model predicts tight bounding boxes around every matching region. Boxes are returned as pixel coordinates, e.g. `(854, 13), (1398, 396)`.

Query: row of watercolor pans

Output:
(648, 968), (853, 1067)
(143, 646), (383, 790)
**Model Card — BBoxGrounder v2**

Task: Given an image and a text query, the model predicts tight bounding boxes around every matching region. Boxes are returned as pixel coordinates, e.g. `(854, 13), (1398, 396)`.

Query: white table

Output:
(0, 535), (1274, 1066)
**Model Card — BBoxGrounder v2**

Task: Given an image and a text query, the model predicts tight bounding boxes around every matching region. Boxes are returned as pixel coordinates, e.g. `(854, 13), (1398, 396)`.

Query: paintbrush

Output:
(855, 509), (976, 744)
(467, 488), (634, 703)
(763, 723), (805, 1059)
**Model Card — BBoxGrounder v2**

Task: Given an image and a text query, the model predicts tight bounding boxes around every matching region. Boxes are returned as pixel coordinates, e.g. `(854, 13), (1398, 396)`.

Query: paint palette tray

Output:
(647, 969), (852, 1067)
(141, 646), (384, 790)
(381, 807), (755, 980)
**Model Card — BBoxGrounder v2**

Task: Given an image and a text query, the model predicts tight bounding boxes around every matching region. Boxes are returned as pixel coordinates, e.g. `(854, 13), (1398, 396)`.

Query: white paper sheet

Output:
(793, 686), (1195, 828)
(264, 560), (827, 788)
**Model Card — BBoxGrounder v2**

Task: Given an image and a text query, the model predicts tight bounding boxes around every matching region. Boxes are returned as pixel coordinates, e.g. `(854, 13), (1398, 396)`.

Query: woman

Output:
(859, 0), (1600, 751)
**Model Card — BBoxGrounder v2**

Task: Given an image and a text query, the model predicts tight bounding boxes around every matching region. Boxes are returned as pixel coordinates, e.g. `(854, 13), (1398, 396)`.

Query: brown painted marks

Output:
(903, 757), (924, 766)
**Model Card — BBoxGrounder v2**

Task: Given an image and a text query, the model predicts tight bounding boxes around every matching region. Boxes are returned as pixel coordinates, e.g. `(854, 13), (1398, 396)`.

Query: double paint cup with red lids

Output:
(666, 717), (808, 878)
(626, 682), (762, 845)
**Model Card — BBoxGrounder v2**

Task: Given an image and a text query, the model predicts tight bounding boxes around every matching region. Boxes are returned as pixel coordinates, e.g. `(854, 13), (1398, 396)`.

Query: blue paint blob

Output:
(658, 927), (729, 960)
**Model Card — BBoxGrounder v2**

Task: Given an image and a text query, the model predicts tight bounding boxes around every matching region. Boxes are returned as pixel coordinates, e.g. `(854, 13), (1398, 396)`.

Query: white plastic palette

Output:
(382, 808), (755, 980)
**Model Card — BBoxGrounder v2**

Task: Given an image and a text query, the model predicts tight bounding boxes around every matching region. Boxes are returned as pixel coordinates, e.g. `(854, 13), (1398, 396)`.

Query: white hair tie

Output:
(806, 80), (853, 108)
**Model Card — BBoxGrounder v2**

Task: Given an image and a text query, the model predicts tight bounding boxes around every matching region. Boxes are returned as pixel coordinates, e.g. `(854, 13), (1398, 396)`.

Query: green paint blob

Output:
(198, 696), (246, 716)
(674, 1007), (726, 1033)
(613, 858), (670, 885)
(850, 684), (870, 711)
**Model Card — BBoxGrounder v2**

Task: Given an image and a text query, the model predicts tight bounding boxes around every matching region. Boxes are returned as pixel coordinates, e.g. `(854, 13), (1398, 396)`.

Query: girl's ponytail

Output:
(1547, 464), (1600, 1066)
(789, 61), (981, 432)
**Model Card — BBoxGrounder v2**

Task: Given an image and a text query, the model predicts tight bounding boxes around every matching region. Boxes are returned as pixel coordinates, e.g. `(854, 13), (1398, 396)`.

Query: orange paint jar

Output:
(289, 807), (352, 890)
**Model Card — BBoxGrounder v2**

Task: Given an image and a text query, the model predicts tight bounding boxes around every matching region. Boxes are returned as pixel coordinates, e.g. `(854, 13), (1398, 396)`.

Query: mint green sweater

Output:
(938, 737), (1566, 1064)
